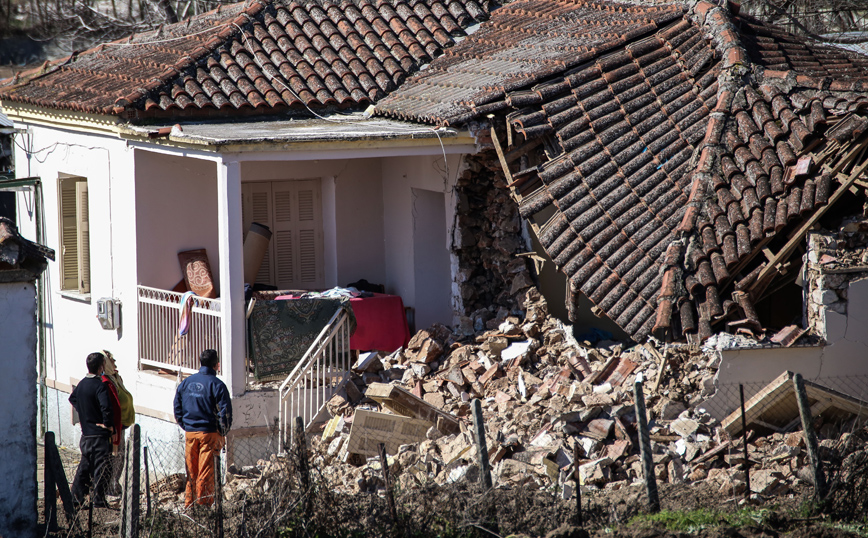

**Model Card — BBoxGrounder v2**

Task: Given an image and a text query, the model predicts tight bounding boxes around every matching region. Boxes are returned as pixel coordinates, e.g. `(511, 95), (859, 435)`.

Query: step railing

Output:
(278, 307), (353, 451)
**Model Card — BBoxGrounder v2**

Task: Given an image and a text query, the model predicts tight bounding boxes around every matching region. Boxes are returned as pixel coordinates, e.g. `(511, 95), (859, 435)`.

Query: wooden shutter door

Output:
(241, 182), (275, 286)
(271, 179), (323, 290)
(59, 178), (79, 290)
(76, 180), (91, 293)
(295, 180), (324, 289)
(271, 181), (296, 289)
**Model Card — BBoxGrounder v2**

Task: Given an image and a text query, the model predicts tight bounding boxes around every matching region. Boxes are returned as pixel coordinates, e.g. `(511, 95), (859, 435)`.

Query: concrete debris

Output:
(174, 288), (868, 506)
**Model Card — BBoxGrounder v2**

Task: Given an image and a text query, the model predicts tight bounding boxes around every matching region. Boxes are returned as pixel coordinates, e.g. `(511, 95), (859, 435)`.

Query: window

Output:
(242, 179), (324, 290)
(58, 175), (90, 293)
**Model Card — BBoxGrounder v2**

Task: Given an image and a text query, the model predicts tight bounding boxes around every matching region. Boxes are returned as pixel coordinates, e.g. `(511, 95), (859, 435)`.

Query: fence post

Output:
(573, 440), (582, 527)
(793, 373), (827, 500)
(634, 377), (660, 512)
(120, 433), (128, 536)
(739, 384), (751, 500)
(44, 432), (58, 532)
(214, 452), (224, 538)
(44, 431), (74, 521)
(471, 399), (493, 490)
(143, 445), (151, 521)
(294, 417), (311, 513)
(471, 398), (498, 534)
(378, 443), (398, 526)
(122, 424), (140, 538)
(88, 498), (93, 538)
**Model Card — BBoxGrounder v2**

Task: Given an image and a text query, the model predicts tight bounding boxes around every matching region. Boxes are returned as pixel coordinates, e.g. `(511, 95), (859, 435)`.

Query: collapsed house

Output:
(2, 0), (868, 485)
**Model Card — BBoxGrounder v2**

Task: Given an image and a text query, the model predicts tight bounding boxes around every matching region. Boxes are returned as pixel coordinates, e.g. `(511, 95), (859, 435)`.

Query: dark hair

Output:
(200, 349), (219, 369)
(86, 352), (106, 374)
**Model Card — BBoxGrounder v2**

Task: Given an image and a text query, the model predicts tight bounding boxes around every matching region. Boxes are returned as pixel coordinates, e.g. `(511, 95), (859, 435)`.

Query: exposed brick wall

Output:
(452, 151), (534, 333)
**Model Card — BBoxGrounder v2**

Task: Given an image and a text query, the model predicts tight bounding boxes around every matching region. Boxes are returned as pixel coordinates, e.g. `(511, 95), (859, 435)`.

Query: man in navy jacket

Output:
(69, 352), (114, 509)
(173, 349), (232, 507)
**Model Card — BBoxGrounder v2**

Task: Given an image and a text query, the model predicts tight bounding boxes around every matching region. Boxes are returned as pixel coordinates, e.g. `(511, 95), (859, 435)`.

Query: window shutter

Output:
(59, 178), (79, 290)
(76, 180), (91, 293)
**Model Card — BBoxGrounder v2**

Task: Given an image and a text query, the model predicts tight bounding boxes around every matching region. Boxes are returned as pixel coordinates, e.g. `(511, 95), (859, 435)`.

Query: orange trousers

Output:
(184, 431), (225, 507)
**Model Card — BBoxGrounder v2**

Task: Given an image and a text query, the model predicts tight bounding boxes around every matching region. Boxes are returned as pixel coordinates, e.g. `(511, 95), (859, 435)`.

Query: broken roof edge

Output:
(117, 113), (477, 152)
(652, 0), (751, 340)
(0, 216), (53, 281)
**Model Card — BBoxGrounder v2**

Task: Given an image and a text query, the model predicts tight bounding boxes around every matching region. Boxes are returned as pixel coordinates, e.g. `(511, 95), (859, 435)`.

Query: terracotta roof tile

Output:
(376, 1), (868, 341)
(0, 0), (493, 118)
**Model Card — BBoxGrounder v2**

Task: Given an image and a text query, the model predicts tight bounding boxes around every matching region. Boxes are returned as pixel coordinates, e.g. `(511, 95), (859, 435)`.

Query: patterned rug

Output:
(248, 298), (356, 381)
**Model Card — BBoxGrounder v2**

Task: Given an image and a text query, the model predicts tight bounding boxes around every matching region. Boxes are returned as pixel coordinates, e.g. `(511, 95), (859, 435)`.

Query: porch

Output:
(136, 283), (355, 455)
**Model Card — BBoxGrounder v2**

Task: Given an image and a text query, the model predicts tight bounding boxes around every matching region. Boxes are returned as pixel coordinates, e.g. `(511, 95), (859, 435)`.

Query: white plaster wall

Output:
(12, 124), (139, 421)
(241, 158), (386, 287)
(703, 276), (868, 420)
(381, 154), (462, 325)
(0, 281), (38, 538)
(135, 150), (220, 289)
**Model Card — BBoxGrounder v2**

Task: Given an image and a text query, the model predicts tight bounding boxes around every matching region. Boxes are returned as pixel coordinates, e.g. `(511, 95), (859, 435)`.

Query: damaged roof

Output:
(377, 0), (868, 342)
(0, 217), (53, 281)
(0, 0), (494, 119)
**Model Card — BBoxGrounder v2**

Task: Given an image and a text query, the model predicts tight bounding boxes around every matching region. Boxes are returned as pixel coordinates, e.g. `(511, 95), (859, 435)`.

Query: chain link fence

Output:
(37, 372), (868, 537)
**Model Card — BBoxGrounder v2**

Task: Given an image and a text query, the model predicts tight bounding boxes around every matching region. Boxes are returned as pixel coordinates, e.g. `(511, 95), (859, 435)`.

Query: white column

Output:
(217, 159), (245, 396)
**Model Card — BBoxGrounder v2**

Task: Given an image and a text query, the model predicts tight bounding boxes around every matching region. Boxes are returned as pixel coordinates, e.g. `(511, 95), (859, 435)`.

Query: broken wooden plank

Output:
(365, 382), (461, 435)
(694, 440), (732, 463)
(750, 153), (868, 299)
(721, 371), (868, 437)
(643, 344), (669, 393)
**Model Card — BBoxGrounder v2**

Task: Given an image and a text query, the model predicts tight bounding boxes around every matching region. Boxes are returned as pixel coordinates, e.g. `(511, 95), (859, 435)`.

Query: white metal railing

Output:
(279, 308), (352, 451)
(137, 285), (222, 373)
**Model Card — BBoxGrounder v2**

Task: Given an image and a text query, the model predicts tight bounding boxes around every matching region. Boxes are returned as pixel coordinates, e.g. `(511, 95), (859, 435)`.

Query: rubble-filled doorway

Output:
(412, 188), (451, 329)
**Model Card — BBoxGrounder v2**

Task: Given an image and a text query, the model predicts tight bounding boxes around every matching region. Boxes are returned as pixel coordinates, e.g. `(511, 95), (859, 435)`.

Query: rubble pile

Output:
(216, 288), (868, 505)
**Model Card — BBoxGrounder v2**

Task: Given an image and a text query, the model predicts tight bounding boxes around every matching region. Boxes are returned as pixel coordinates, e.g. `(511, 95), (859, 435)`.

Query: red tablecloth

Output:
(349, 293), (410, 352)
(273, 293), (410, 352)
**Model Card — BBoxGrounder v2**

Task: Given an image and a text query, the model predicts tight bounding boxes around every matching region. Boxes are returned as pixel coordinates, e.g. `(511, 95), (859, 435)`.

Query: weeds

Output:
(628, 508), (772, 533)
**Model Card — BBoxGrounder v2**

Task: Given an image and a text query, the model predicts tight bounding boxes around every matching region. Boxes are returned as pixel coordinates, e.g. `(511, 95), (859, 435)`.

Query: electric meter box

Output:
(96, 298), (121, 330)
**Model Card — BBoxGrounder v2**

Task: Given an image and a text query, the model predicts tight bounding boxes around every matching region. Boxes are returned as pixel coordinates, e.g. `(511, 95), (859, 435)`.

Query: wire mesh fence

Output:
(37, 371), (868, 537)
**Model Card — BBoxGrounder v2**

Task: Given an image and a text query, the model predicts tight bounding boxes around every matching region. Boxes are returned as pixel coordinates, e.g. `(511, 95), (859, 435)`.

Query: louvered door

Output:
(241, 179), (324, 290)
(242, 182), (274, 285)
(272, 179), (324, 290)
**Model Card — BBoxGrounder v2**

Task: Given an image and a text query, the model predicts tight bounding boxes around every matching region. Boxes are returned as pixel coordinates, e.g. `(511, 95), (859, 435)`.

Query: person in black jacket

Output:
(174, 349), (232, 507)
(69, 352), (115, 509)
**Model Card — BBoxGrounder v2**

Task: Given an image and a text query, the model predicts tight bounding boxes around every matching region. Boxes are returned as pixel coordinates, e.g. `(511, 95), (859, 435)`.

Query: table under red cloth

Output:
(273, 293), (410, 352)
(348, 293), (410, 352)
